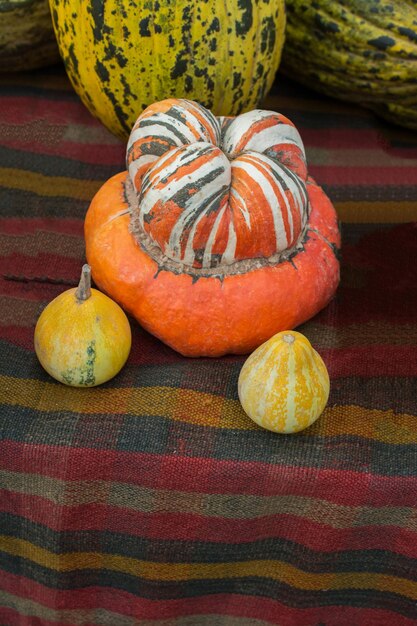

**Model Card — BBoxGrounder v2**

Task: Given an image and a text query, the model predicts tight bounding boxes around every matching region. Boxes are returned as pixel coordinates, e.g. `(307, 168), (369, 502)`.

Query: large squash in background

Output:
(49, 0), (286, 138)
(283, 0), (417, 130)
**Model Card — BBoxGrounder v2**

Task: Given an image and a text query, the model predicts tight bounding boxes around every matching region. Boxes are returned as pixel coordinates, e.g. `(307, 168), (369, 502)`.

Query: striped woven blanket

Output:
(1, 65), (417, 626)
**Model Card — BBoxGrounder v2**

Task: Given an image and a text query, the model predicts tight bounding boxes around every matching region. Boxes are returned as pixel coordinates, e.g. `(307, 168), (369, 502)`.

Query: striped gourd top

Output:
(126, 99), (309, 270)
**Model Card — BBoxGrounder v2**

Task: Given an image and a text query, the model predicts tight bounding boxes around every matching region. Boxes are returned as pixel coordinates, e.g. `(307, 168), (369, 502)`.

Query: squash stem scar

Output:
(76, 264), (92, 301)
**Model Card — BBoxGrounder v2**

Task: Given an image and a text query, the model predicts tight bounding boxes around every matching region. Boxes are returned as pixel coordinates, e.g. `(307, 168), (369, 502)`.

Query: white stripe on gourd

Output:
(167, 168), (230, 261)
(127, 99), (222, 189)
(128, 154), (159, 190)
(231, 186), (251, 229)
(267, 156), (308, 227)
(239, 341), (279, 422)
(247, 152), (309, 231)
(139, 144), (230, 263)
(139, 144), (220, 210)
(201, 204), (229, 269)
(231, 156), (289, 252)
(232, 153), (308, 250)
(221, 110), (306, 162)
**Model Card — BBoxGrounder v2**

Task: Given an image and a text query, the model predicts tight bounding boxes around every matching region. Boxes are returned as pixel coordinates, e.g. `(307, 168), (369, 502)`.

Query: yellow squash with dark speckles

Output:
(49, 0), (286, 138)
(283, 0), (417, 129)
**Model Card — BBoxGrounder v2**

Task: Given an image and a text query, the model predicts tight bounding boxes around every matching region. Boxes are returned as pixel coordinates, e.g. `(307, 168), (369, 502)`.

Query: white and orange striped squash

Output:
(85, 98), (340, 357)
(126, 99), (309, 269)
(238, 331), (330, 433)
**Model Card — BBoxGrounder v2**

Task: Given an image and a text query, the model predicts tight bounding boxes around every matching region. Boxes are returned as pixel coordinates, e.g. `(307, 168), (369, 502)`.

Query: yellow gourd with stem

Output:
(34, 264), (131, 387)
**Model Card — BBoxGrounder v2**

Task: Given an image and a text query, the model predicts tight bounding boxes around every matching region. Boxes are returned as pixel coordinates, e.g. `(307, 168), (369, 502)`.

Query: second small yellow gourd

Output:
(238, 331), (329, 434)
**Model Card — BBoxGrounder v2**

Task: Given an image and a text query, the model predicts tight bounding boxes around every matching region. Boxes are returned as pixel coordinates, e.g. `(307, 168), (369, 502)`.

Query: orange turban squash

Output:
(85, 99), (340, 357)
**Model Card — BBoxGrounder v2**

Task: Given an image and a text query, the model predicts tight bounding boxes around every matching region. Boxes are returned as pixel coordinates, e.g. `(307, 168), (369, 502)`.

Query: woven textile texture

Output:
(1, 65), (417, 626)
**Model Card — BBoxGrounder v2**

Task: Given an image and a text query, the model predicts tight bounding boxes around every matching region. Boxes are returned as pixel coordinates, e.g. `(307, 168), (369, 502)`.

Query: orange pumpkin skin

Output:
(85, 171), (340, 357)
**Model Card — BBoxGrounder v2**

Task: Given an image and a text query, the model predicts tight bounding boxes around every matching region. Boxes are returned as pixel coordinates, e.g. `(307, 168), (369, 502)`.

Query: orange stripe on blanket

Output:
(0, 168), (103, 200)
(1, 535), (417, 600)
(1, 375), (416, 442)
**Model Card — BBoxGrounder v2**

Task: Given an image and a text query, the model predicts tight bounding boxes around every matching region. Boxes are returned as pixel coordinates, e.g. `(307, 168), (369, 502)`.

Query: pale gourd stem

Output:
(283, 334), (295, 344)
(76, 264), (91, 301)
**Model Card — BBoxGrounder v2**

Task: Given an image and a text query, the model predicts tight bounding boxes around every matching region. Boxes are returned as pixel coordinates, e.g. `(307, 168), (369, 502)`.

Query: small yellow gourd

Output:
(238, 331), (329, 433)
(34, 264), (131, 387)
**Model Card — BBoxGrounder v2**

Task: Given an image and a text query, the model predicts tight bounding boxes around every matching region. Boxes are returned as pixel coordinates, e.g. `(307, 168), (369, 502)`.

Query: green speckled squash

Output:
(283, 0), (417, 129)
(0, 0), (60, 71)
(49, 0), (286, 138)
